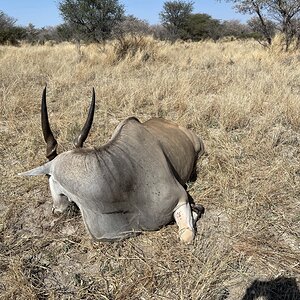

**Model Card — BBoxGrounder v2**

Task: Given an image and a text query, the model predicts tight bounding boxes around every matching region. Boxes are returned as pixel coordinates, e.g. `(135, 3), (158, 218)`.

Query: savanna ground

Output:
(0, 37), (300, 299)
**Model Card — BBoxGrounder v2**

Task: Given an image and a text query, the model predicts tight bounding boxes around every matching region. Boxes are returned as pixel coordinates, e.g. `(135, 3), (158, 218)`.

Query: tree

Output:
(58, 0), (125, 42)
(221, 20), (254, 38)
(223, 0), (273, 45)
(224, 0), (300, 49)
(113, 15), (152, 38)
(56, 23), (75, 41)
(247, 16), (276, 42)
(185, 13), (222, 41)
(292, 17), (300, 47)
(36, 26), (62, 43)
(0, 10), (16, 28)
(159, 0), (194, 39)
(151, 24), (171, 40)
(0, 11), (26, 45)
(25, 23), (39, 43)
(267, 0), (300, 49)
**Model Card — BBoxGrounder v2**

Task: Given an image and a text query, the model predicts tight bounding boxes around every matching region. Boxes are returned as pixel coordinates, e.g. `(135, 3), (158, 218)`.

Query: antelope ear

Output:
(18, 161), (52, 176)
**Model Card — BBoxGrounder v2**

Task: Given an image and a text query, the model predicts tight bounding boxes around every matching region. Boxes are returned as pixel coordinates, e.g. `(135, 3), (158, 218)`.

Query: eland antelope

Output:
(19, 88), (205, 243)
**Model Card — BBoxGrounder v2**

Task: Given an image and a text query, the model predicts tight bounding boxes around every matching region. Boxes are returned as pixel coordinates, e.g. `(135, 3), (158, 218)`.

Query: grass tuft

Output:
(0, 39), (299, 299)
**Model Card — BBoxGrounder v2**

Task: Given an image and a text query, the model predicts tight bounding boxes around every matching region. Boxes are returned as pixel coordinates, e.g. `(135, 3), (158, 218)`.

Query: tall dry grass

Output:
(0, 37), (299, 299)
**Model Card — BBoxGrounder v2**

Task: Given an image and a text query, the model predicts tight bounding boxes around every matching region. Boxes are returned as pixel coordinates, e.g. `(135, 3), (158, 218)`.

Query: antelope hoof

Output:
(179, 227), (194, 244)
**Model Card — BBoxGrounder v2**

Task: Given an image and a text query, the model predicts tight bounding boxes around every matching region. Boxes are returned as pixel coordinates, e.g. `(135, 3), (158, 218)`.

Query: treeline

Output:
(0, 13), (257, 45)
(1, 0), (299, 49)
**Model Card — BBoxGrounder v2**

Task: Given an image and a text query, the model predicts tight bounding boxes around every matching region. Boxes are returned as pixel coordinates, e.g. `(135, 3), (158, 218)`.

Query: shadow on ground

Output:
(241, 277), (300, 300)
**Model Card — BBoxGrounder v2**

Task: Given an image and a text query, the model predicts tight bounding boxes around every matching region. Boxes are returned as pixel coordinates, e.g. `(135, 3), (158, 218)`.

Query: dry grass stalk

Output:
(0, 39), (299, 299)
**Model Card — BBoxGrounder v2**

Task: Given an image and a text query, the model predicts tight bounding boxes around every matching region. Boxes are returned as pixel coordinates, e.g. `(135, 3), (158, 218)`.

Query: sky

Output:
(0, 0), (250, 28)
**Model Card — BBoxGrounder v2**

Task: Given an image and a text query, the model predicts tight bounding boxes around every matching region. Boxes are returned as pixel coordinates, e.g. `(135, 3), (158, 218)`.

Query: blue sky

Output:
(0, 0), (249, 28)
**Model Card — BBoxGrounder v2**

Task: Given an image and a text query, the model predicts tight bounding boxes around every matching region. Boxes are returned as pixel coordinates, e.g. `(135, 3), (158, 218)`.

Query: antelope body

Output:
(20, 88), (205, 243)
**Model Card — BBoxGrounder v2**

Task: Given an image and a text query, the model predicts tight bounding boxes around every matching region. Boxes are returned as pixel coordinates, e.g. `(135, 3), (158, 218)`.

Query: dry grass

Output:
(0, 38), (299, 299)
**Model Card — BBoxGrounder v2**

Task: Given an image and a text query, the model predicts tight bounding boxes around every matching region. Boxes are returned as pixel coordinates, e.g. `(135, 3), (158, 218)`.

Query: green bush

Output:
(0, 26), (26, 45)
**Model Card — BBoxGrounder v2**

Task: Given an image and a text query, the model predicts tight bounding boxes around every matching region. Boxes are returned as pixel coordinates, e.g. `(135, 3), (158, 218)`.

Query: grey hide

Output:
(20, 108), (204, 242)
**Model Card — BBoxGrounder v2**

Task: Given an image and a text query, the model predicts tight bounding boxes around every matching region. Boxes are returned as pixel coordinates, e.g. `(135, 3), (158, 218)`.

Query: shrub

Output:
(0, 26), (26, 45)
(110, 34), (159, 63)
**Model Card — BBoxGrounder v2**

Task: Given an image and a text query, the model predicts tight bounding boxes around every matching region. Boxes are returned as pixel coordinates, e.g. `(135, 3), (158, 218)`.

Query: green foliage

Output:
(221, 20), (248, 38)
(58, 0), (125, 42)
(0, 26), (26, 45)
(56, 23), (75, 41)
(159, 0), (194, 39)
(185, 13), (221, 41)
(0, 11), (26, 45)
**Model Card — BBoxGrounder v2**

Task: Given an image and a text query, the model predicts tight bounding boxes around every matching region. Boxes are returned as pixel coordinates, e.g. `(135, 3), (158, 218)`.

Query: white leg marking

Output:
(174, 203), (195, 244)
(49, 176), (70, 213)
(192, 210), (198, 224)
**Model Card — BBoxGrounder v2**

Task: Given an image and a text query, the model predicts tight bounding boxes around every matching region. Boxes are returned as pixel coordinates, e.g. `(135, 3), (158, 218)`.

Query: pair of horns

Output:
(41, 87), (95, 161)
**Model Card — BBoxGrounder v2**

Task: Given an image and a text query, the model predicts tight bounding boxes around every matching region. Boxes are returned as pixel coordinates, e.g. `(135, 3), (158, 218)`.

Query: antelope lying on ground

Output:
(20, 88), (205, 243)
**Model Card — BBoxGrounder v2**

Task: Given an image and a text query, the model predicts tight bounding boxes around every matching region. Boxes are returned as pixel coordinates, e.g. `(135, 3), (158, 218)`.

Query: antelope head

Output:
(19, 87), (96, 212)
